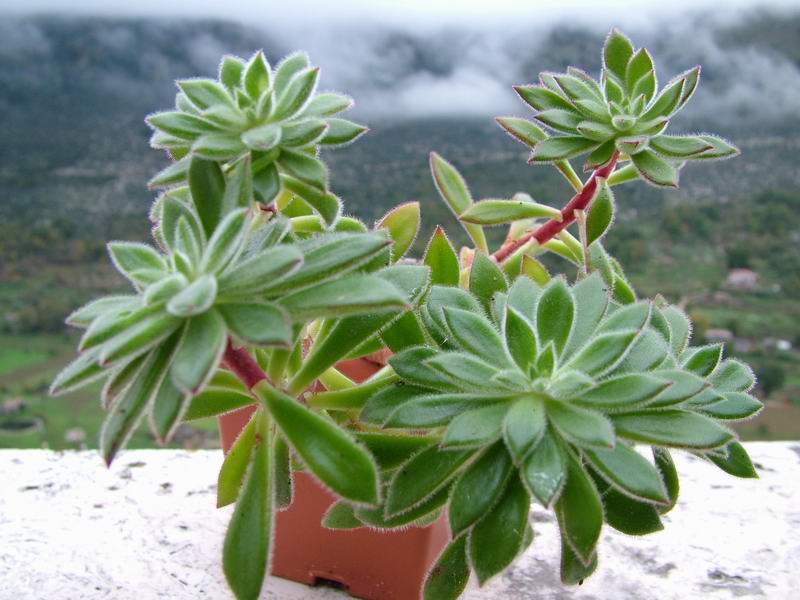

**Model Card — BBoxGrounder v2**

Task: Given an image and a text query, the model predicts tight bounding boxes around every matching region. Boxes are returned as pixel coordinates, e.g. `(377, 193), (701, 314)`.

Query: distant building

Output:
(705, 329), (734, 343)
(726, 268), (758, 290)
(1, 398), (25, 415)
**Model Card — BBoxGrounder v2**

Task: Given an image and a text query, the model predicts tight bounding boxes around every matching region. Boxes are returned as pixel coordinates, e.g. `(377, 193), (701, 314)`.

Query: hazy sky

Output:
(4, 0), (799, 123)
(9, 0), (800, 26)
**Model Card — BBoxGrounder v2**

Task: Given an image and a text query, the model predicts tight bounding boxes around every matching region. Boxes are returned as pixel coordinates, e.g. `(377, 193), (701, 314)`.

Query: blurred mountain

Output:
(0, 12), (799, 254)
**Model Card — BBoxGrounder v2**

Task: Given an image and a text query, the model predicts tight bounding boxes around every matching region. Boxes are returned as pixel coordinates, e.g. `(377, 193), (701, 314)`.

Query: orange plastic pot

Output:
(217, 356), (450, 600)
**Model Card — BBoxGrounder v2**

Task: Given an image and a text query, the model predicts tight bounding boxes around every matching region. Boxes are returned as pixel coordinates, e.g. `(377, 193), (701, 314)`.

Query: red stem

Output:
(223, 340), (268, 389)
(493, 152), (620, 263)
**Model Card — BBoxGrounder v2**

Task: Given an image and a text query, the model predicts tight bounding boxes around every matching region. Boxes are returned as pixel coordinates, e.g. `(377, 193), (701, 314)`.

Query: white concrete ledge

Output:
(1, 443), (799, 599)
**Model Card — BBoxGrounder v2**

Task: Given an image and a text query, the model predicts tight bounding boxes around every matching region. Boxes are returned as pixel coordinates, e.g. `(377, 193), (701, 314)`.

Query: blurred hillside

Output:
(0, 12), (798, 448)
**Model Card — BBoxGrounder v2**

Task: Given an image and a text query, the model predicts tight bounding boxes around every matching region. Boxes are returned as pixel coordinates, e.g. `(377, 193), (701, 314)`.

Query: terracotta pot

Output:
(217, 356), (450, 600)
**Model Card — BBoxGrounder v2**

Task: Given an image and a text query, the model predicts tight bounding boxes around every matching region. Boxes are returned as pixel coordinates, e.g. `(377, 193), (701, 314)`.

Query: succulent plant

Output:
(50, 29), (761, 600)
(50, 177), (409, 465)
(147, 51), (366, 204)
(498, 29), (739, 187)
(351, 272), (761, 597)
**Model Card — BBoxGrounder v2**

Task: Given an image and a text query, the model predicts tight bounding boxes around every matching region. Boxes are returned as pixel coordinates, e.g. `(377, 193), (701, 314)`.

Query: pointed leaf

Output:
(585, 443), (668, 503)
(503, 397), (546, 463)
(521, 431), (566, 506)
(631, 149), (679, 187)
(555, 451), (603, 563)
(430, 152), (488, 252)
(469, 252), (508, 313)
(170, 310), (226, 393)
(424, 227), (460, 286)
(386, 444), (475, 517)
(449, 441), (513, 536)
(222, 416), (272, 600)
(377, 202), (420, 262)
(442, 404), (509, 448)
(423, 536), (470, 600)
(256, 382), (379, 505)
(469, 475), (530, 584)
(613, 409), (734, 449)
(218, 302), (291, 347)
(548, 401), (615, 449)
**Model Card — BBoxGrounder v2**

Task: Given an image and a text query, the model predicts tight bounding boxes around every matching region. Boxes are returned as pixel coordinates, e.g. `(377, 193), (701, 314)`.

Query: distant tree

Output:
(756, 363), (786, 397)
(726, 246), (751, 269)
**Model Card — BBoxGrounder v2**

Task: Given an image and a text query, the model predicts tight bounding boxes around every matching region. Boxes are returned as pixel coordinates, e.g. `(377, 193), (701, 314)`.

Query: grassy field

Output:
(0, 333), (219, 450)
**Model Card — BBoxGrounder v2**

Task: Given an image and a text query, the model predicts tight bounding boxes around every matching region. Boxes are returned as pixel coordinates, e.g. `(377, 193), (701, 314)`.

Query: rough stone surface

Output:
(1, 442), (798, 599)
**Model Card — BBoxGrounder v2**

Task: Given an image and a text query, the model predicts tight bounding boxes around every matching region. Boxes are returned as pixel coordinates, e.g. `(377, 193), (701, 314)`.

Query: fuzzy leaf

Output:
(101, 336), (177, 465)
(321, 118), (368, 145)
(522, 431), (566, 506)
(567, 330), (638, 376)
(188, 156), (225, 237)
(585, 443), (668, 503)
(531, 136), (597, 162)
(496, 116), (547, 147)
(460, 197), (561, 225)
(555, 451), (603, 563)
(613, 409), (734, 449)
(150, 368), (189, 443)
(218, 302), (291, 347)
(631, 150), (679, 187)
(200, 208), (249, 275)
(449, 441), (513, 536)
(280, 119), (328, 147)
(257, 382), (380, 505)
(217, 413), (257, 507)
(469, 475), (530, 585)
(503, 397), (546, 463)
(170, 310), (226, 393)
(443, 307), (508, 367)
(278, 148), (327, 191)
(184, 387), (254, 421)
(241, 124), (281, 151)
(386, 444), (475, 517)
(603, 29), (634, 83)
(577, 373), (670, 408)
(273, 53), (309, 94)
(166, 275), (218, 317)
(683, 344), (723, 377)
(279, 274), (406, 321)
(710, 359), (755, 393)
(706, 441), (758, 478)
(430, 152), (488, 252)
(217, 245), (303, 296)
(548, 401), (615, 449)
(272, 66), (319, 121)
(563, 273), (608, 357)
(692, 135), (739, 160)
(442, 404), (510, 448)
(537, 278), (575, 356)
(650, 135), (712, 158)
(423, 536), (470, 600)
(594, 475), (664, 535)
(222, 417), (272, 600)
(701, 392), (762, 421)
(377, 202), (420, 262)
(322, 501), (362, 530)
(304, 92), (353, 117)
(504, 307), (538, 373)
(424, 227), (460, 286)
(515, 85), (575, 112)
(469, 253), (508, 314)
(586, 182), (614, 245)
(267, 234), (390, 294)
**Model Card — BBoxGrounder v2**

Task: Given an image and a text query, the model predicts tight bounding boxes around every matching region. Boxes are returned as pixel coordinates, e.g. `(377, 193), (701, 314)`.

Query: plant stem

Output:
(493, 152), (619, 263)
(223, 340), (269, 389)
